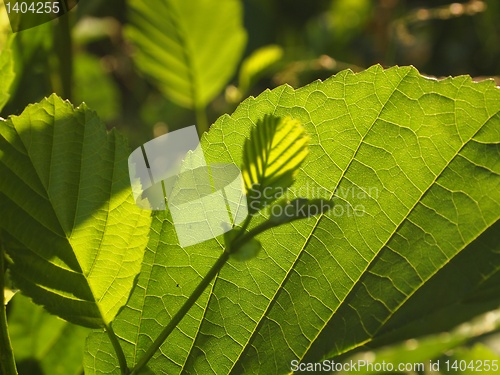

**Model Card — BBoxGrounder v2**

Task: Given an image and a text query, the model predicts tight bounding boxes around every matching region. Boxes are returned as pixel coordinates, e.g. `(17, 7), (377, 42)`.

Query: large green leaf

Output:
(0, 94), (151, 328)
(125, 0), (246, 109)
(81, 65), (499, 374)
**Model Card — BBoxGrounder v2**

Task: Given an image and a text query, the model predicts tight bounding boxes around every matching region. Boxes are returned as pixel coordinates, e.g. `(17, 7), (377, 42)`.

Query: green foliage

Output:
(125, 0), (246, 110)
(237, 45), (283, 98)
(1, 2), (499, 374)
(366, 220), (500, 348)
(0, 94), (151, 328)
(8, 294), (90, 375)
(73, 52), (120, 122)
(80, 66), (499, 374)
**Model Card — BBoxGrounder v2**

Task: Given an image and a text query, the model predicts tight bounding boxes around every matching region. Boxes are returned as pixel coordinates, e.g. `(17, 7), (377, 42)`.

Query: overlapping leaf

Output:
(242, 115), (309, 213)
(0, 94), (151, 328)
(330, 220), (500, 353)
(85, 66), (500, 374)
(126, 0), (246, 109)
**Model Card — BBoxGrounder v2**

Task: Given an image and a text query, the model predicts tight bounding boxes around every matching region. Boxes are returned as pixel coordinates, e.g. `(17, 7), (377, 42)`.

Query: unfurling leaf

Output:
(242, 115), (309, 214)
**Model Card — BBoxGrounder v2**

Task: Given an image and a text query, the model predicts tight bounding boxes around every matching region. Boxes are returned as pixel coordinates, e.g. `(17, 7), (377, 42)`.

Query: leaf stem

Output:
(130, 250), (229, 375)
(195, 105), (209, 136)
(0, 236), (18, 375)
(106, 324), (130, 375)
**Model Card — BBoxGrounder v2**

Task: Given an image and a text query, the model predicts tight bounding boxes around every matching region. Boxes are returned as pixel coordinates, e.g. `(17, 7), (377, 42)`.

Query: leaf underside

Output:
(0, 94), (151, 328)
(80, 65), (499, 374)
(126, 0), (246, 109)
(242, 114), (309, 212)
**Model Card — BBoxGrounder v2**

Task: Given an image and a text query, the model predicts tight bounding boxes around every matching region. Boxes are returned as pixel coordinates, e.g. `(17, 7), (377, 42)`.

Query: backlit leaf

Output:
(79, 65), (498, 374)
(126, 0), (246, 109)
(0, 94), (151, 328)
(242, 115), (310, 213)
(238, 45), (283, 96)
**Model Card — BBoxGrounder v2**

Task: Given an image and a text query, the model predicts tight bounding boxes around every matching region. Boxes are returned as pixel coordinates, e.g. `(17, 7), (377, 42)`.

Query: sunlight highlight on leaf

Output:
(0, 95), (151, 328)
(84, 66), (500, 375)
(242, 115), (309, 213)
(126, 0), (246, 109)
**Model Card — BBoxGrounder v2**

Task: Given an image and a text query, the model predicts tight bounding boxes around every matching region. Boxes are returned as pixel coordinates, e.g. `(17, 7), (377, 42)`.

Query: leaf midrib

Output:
(164, 0), (200, 108)
(201, 68), (412, 372)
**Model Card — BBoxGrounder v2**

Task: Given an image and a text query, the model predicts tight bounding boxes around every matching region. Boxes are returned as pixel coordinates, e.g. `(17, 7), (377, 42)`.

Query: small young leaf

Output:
(238, 45), (283, 96)
(242, 115), (310, 214)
